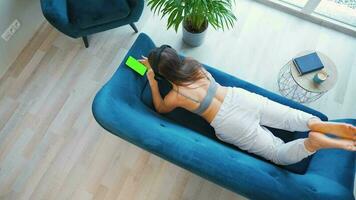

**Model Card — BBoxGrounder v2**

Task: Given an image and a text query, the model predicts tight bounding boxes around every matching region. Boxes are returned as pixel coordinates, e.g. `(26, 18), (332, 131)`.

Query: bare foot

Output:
(305, 131), (356, 152)
(308, 119), (356, 140)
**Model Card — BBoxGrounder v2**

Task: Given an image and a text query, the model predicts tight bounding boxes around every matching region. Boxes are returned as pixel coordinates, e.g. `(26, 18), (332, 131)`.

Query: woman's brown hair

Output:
(148, 47), (206, 86)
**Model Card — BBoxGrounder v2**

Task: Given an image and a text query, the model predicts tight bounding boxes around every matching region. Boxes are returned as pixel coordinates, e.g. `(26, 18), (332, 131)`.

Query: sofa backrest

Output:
(67, 0), (131, 29)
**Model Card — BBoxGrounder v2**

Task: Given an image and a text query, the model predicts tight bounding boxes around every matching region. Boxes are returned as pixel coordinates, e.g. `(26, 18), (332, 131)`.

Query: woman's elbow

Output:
(156, 105), (174, 114)
(156, 108), (170, 114)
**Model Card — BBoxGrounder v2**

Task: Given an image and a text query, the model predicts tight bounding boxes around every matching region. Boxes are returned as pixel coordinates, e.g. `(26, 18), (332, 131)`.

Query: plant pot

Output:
(182, 23), (208, 47)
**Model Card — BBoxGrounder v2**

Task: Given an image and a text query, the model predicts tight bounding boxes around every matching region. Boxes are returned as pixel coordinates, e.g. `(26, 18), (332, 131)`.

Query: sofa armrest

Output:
(40, 0), (77, 37)
(293, 119), (356, 200)
(306, 119), (355, 191)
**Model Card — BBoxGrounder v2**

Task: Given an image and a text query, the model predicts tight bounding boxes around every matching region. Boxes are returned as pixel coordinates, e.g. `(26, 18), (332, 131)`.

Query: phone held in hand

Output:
(125, 56), (147, 76)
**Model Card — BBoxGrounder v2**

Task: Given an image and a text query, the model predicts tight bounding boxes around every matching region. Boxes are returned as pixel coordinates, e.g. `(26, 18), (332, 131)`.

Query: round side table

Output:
(277, 51), (338, 103)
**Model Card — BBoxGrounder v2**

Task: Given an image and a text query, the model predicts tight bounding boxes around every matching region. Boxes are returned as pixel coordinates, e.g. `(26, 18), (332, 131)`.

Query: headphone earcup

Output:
(152, 45), (172, 80)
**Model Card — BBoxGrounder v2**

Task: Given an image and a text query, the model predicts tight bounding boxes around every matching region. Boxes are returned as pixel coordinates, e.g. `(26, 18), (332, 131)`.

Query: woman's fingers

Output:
(138, 56), (147, 63)
(138, 56), (152, 69)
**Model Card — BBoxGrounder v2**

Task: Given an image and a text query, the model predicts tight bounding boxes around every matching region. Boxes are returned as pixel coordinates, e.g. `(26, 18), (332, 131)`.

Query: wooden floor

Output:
(0, 0), (355, 199)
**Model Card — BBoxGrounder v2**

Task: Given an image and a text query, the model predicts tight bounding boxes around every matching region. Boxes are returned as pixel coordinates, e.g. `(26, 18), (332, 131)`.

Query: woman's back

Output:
(171, 70), (228, 123)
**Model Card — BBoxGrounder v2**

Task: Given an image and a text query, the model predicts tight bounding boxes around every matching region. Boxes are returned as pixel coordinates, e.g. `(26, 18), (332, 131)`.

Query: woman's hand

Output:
(138, 55), (152, 69)
(139, 56), (157, 86)
(146, 69), (156, 85)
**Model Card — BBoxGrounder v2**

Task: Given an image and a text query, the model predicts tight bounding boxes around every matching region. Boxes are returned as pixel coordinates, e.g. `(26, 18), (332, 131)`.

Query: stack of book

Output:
(292, 52), (324, 75)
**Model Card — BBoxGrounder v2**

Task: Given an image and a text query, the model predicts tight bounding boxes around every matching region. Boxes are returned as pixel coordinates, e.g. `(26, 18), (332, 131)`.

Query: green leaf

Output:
(148, 0), (237, 31)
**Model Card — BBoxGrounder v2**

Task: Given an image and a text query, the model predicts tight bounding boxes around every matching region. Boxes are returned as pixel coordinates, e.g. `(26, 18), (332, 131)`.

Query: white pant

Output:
(210, 87), (317, 165)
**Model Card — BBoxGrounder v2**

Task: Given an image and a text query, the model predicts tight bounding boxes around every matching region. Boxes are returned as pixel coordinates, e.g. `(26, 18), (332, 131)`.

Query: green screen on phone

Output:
(125, 56), (147, 76)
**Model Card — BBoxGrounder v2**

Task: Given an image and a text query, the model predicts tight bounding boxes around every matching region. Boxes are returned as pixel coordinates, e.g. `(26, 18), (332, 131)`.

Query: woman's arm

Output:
(140, 57), (177, 113)
(147, 70), (177, 113)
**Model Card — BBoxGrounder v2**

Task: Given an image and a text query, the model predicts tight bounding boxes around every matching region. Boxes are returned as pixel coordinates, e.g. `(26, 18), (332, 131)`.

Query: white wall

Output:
(0, 0), (45, 78)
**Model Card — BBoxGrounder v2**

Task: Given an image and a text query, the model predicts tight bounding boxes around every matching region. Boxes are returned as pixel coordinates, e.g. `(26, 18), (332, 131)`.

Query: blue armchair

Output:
(92, 33), (355, 200)
(40, 0), (144, 47)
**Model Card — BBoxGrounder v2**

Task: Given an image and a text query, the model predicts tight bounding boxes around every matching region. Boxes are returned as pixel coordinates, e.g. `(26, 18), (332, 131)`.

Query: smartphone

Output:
(125, 56), (147, 76)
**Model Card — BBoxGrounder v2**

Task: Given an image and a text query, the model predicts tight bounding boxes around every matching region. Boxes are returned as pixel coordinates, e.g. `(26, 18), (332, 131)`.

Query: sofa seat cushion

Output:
(68, 0), (131, 29)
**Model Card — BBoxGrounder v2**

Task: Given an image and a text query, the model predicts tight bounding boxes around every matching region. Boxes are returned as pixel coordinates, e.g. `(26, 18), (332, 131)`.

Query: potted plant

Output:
(147, 0), (237, 46)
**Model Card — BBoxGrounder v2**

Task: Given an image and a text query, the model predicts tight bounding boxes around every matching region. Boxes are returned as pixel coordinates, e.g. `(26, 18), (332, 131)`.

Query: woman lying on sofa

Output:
(139, 45), (356, 165)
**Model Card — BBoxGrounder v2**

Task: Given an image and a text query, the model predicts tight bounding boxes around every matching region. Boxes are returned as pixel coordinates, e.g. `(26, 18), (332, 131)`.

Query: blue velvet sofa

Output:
(40, 0), (144, 47)
(92, 33), (355, 200)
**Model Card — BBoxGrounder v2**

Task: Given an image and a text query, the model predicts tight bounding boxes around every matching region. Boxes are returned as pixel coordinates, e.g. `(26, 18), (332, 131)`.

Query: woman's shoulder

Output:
(201, 68), (215, 80)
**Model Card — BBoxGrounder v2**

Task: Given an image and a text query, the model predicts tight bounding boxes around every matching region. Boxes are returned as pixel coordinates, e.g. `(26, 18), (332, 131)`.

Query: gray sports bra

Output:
(172, 71), (218, 115)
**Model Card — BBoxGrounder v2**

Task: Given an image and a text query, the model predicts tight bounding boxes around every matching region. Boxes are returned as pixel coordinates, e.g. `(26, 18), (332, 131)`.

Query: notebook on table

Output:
(292, 52), (324, 75)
